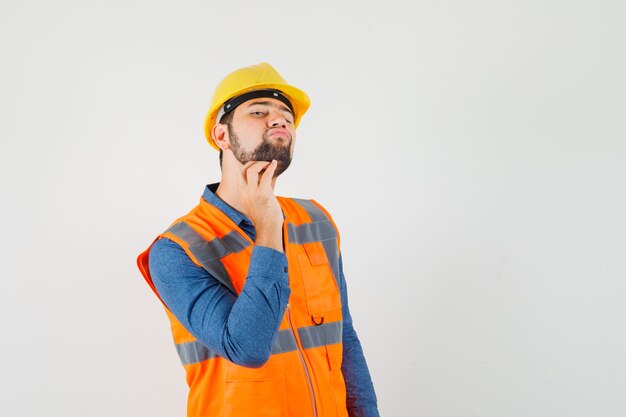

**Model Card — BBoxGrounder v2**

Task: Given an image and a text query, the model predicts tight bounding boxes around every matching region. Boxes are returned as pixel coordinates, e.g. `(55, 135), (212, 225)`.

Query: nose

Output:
(267, 111), (288, 128)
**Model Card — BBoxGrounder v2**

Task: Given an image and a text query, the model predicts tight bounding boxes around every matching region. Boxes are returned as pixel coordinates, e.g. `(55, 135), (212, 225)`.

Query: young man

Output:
(137, 63), (379, 417)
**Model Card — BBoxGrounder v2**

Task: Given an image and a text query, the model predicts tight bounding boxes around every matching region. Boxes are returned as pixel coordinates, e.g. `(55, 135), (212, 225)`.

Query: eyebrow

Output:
(245, 100), (294, 116)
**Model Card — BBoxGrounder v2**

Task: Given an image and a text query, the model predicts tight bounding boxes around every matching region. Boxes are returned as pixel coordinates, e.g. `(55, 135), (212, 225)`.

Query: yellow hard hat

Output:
(204, 62), (311, 150)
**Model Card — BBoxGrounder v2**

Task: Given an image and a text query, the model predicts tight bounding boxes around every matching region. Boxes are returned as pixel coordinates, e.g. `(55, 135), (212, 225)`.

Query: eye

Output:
(251, 111), (265, 116)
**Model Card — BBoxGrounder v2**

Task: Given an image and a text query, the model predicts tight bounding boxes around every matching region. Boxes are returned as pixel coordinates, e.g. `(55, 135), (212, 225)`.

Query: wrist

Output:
(255, 220), (283, 235)
(255, 225), (283, 253)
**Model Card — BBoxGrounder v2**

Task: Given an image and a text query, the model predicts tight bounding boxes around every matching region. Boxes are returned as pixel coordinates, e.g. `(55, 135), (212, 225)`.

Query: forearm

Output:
(339, 254), (380, 417)
(220, 245), (291, 366)
(342, 322), (380, 417)
(149, 238), (290, 367)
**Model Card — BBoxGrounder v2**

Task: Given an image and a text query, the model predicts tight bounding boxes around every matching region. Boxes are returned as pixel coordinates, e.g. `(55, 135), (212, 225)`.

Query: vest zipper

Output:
(286, 303), (318, 417)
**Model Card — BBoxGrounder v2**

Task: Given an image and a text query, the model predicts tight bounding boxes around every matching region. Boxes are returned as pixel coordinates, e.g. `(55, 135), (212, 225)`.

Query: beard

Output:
(228, 124), (293, 177)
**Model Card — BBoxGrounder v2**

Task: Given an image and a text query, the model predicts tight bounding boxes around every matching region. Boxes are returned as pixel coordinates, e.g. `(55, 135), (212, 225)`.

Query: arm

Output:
(149, 160), (288, 367)
(149, 237), (290, 367)
(339, 253), (380, 417)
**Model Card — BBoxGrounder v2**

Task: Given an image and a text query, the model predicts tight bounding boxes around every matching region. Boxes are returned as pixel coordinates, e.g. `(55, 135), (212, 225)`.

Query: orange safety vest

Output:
(137, 193), (349, 417)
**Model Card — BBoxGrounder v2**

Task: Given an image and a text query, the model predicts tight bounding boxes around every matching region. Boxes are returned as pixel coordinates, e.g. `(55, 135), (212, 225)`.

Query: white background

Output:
(1, 1), (625, 416)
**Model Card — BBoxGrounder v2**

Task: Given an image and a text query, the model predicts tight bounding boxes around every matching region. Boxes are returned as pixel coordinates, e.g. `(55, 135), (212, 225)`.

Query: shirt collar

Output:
(201, 183), (253, 227)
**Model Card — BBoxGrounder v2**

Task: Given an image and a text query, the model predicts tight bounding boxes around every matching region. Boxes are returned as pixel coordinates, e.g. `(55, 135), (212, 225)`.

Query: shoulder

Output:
(278, 196), (336, 221)
(149, 236), (185, 257)
(279, 196), (342, 246)
(148, 237), (197, 276)
(308, 199), (336, 221)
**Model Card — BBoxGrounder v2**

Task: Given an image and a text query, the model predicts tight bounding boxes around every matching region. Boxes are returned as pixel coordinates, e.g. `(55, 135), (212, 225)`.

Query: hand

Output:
(238, 160), (284, 251)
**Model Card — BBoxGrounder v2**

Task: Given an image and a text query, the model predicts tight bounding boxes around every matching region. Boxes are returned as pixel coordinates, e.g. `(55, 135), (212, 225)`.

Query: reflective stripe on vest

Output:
(290, 199), (341, 287)
(165, 200), (340, 293)
(272, 328), (298, 354)
(176, 340), (219, 365)
(298, 320), (342, 350)
(164, 221), (251, 295)
(175, 320), (343, 365)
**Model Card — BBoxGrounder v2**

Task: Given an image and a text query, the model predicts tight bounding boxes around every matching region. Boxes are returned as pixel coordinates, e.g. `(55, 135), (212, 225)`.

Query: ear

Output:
(212, 123), (230, 151)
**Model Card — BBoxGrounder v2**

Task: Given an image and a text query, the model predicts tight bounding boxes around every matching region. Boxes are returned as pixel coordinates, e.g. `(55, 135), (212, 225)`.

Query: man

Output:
(137, 63), (379, 417)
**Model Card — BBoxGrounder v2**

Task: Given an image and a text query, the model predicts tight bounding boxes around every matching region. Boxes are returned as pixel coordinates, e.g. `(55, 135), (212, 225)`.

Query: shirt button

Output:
(284, 266), (288, 273)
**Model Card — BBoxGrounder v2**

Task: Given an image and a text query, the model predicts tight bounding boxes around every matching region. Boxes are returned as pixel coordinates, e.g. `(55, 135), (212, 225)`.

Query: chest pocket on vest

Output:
(297, 241), (342, 318)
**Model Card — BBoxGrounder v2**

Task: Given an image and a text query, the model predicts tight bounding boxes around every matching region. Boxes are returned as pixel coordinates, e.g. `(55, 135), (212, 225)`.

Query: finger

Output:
(240, 161), (264, 184)
(246, 161), (271, 178)
(246, 161), (271, 188)
(259, 160), (277, 188)
(241, 161), (256, 171)
(239, 161), (257, 185)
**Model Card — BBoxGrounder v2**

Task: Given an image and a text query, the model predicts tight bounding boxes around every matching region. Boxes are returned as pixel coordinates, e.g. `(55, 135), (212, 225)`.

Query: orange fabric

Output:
(136, 194), (348, 417)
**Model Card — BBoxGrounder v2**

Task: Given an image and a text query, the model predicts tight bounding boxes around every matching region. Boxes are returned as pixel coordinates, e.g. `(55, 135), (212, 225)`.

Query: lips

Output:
(268, 128), (289, 137)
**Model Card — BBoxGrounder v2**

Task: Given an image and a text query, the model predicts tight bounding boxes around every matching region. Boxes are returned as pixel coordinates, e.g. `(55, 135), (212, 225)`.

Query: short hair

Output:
(217, 110), (235, 168)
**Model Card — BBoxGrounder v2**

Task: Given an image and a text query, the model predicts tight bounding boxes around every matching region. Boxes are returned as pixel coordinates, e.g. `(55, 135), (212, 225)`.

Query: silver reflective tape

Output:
(191, 251), (236, 295)
(292, 199), (327, 222)
(166, 223), (251, 260)
(192, 238), (229, 260)
(166, 221), (206, 246)
(287, 221), (336, 244)
(165, 221), (251, 295)
(221, 230), (251, 254)
(288, 200), (340, 286)
(271, 329), (298, 354)
(287, 222), (340, 286)
(191, 230), (251, 262)
(321, 239), (340, 285)
(174, 323), (342, 366)
(298, 321), (343, 350)
(176, 340), (219, 365)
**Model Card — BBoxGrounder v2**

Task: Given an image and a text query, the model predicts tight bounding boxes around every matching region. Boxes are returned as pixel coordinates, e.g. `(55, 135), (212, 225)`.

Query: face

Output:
(226, 97), (296, 177)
